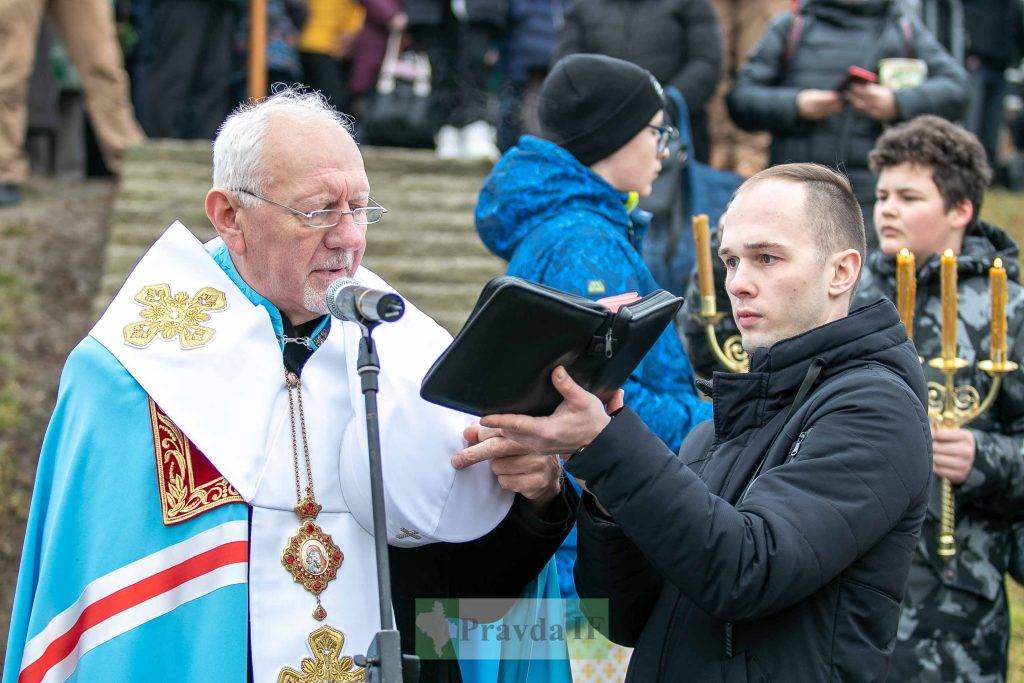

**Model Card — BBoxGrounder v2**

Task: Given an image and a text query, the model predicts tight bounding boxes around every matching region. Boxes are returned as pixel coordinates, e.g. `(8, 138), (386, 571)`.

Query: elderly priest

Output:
(4, 89), (574, 683)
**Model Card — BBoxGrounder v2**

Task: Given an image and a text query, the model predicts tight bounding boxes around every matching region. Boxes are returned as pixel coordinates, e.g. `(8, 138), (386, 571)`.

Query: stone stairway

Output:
(97, 140), (505, 334)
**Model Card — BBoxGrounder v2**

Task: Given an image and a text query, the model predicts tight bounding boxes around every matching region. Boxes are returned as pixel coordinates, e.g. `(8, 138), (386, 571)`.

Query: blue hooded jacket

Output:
(476, 135), (712, 602)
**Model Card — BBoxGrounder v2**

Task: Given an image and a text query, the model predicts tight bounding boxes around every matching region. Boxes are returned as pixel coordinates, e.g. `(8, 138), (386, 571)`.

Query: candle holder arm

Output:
(703, 321), (748, 373)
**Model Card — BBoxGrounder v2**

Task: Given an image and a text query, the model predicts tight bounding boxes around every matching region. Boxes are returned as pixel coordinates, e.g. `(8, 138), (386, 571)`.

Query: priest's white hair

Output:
(212, 86), (354, 207)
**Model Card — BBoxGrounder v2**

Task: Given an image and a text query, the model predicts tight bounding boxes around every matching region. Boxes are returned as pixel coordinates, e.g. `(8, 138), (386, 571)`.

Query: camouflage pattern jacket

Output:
(853, 221), (1024, 681)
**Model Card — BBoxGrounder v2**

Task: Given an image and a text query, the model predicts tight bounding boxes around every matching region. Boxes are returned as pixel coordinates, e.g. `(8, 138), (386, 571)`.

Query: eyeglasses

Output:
(232, 188), (388, 228)
(646, 124), (680, 154)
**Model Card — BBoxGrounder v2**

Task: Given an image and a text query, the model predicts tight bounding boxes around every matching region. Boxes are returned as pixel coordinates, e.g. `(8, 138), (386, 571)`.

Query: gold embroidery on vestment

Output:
(277, 626), (366, 682)
(149, 399), (242, 525)
(123, 284), (227, 349)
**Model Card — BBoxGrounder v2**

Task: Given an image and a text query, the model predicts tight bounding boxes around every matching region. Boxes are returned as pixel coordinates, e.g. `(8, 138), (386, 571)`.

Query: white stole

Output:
(90, 222), (513, 676)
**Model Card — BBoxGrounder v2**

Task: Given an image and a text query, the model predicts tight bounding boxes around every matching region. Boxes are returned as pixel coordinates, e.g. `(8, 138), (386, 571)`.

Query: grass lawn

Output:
(984, 189), (1024, 681)
(0, 178), (113, 661)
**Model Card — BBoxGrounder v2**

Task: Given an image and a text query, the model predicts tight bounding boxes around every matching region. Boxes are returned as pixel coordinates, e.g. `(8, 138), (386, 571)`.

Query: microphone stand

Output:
(352, 321), (419, 683)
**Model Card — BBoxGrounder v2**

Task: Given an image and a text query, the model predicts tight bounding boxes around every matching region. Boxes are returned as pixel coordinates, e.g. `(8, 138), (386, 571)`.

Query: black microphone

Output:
(326, 278), (405, 324)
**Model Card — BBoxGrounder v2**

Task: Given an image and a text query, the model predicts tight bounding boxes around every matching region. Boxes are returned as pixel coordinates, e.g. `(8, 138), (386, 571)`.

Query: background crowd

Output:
(5, 1), (1024, 196)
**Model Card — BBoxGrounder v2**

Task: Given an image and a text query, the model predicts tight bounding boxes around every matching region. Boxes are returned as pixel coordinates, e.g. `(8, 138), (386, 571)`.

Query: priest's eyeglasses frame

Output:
(231, 188), (388, 228)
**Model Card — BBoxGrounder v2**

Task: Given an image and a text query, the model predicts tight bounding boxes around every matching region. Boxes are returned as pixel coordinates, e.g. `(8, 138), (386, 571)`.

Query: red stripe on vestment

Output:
(19, 540), (248, 683)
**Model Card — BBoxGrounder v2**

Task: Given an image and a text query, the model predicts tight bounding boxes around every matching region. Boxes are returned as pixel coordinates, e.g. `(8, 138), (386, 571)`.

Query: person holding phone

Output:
(727, 0), (968, 241)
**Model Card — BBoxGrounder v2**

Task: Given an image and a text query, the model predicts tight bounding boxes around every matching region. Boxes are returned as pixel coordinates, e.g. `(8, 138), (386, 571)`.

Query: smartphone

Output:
(839, 66), (878, 90)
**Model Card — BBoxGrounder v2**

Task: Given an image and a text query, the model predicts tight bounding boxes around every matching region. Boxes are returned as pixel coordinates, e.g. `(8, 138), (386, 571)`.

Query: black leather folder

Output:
(420, 276), (683, 416)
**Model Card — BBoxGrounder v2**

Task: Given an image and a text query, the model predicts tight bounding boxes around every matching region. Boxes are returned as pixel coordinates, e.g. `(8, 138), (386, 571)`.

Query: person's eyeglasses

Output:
(646, 124), (679, 154)
(231, 188), (388, 228)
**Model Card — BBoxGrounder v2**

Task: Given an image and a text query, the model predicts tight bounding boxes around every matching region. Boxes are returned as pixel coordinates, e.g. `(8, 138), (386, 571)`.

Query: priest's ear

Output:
(206, 188), (247, 255)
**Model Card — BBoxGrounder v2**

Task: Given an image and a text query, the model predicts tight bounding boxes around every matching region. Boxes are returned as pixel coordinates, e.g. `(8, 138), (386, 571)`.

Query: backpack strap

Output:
(780, 4), (916, 74)
(780, 2), (806, 74)
(899, 15), (915, 59)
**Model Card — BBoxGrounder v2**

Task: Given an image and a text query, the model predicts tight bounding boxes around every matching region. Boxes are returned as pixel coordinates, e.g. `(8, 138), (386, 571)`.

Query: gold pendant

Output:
(282, 496), (344, 620)
(277, 625), (366, 683)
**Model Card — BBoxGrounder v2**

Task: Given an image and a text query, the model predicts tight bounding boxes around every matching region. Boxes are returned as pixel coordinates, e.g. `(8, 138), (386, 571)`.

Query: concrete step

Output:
(120, 174), (212, 198)
(127, 139), (211, 165)
(371, 171), (487, 194)
(371, 189), (479, 214)
(109, 221), (215, 248)
(111, 202), (210, 230)
(372, 211), (476, 234)
(362, 146), (493, 177)
(361, 254), (504, 285)
(367, 230), (491, 258)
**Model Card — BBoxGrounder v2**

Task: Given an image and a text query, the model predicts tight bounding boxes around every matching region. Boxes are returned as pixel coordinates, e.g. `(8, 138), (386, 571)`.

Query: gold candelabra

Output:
(692, 214), (748, 373)
(897, 248), (1015, 561)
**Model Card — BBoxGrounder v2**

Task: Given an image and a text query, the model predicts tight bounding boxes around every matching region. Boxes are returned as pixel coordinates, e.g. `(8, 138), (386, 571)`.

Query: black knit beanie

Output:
(538, 54), (666, 166)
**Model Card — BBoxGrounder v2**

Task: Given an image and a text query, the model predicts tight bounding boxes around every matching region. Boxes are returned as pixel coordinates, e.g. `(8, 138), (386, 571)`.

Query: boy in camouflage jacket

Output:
(855, 115), (1024, 681)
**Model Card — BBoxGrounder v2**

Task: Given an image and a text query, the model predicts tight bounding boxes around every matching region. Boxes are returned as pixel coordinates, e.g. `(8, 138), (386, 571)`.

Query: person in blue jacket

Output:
(475, 53), (713, 629)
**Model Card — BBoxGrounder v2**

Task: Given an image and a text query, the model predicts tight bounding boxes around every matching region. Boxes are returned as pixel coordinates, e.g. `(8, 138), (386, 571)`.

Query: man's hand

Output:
(466, 366), (611, 457)
(931, 425), (976, 484)
(457, 423), (562, 513)
(845, 83), (898, 122)
(796, 89), (844, 121)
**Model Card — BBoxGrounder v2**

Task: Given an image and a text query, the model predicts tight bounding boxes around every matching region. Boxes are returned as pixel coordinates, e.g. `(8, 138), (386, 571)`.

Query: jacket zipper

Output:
(721, 432), (807, 661)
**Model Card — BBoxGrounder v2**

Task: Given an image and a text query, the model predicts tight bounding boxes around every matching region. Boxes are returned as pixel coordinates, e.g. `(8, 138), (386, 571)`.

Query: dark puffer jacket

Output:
(568, 299), (932, 681)
(555, 0), (721, 161)
(727, 0), (967, 208)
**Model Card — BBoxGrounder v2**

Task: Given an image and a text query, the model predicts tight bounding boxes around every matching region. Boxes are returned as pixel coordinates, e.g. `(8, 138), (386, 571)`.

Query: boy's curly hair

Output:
(869, 115), (992, 224)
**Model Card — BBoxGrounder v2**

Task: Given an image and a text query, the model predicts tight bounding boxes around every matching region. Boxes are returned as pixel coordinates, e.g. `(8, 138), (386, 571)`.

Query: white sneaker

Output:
(435, 125), (462, 159)
(460, 120), (499, 162)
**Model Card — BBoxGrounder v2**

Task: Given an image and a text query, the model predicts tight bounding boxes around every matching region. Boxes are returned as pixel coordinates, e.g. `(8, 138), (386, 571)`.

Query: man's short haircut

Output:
(868, 114), (992, 225)
(739, 163), (867, 265)
(212, 86), (354, 207)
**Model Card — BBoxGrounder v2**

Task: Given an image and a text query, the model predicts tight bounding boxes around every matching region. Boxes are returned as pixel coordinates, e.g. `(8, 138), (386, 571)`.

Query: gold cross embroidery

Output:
(123, 284), (228, 350)
(278, 626), (366, 683)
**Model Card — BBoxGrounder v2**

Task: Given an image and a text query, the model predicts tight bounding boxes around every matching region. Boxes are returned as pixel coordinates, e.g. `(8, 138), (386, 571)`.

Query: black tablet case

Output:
(420, 276), (683, 416)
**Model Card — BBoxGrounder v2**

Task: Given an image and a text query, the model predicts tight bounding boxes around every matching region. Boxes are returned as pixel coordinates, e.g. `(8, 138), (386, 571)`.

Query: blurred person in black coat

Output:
(139, 0), (243, 140)
(555, 0), (721, 163)
(405, 0), (503, 160)
(963, 0), (1024, 176)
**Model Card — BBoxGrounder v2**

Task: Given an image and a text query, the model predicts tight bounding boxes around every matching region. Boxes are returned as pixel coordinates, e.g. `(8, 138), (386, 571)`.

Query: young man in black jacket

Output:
(455, 162), (933, 681)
